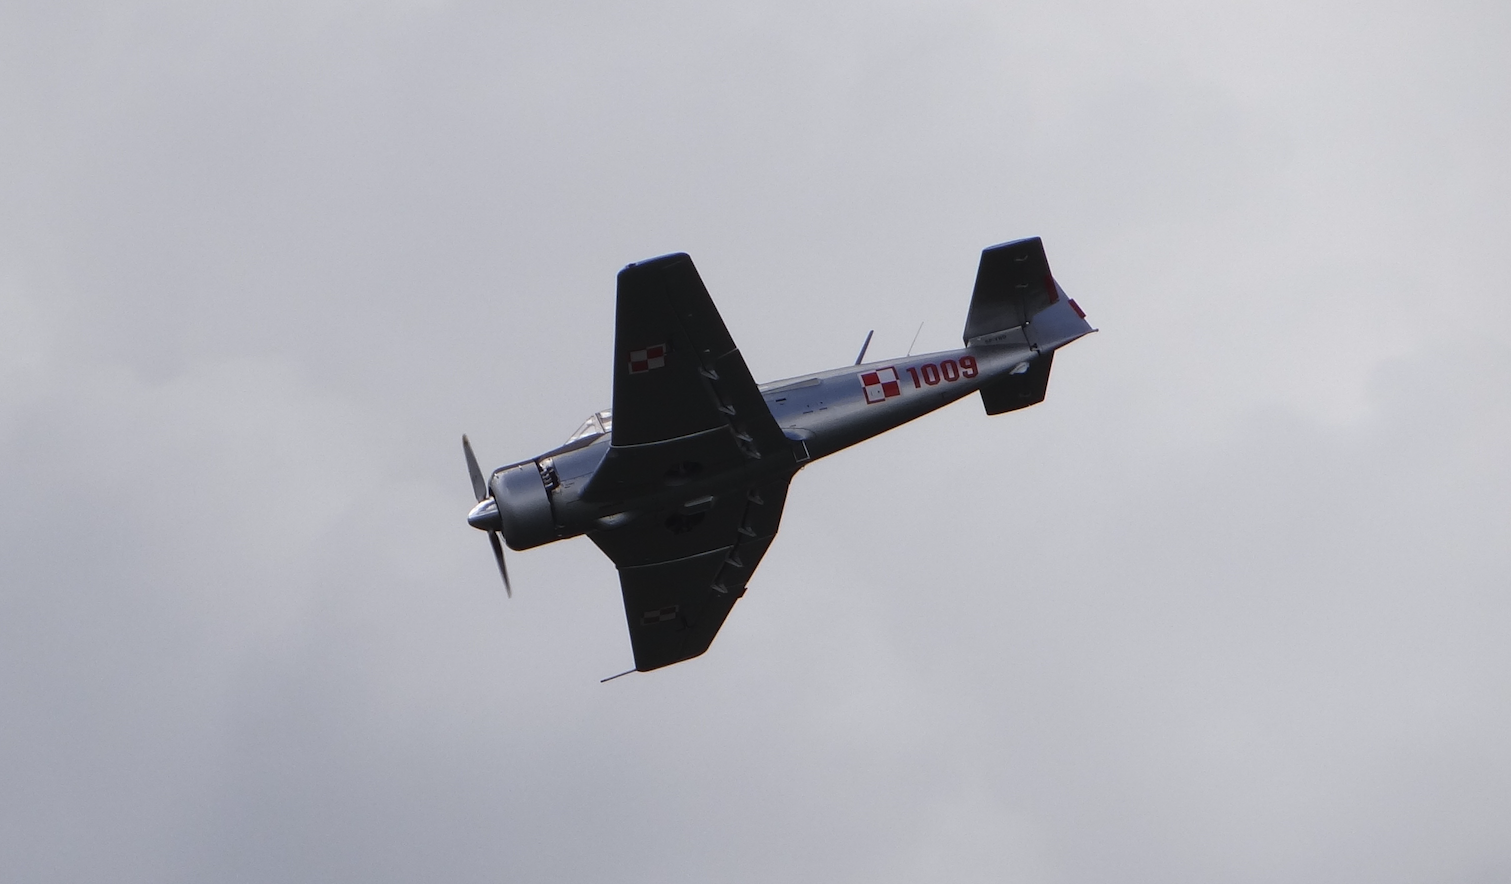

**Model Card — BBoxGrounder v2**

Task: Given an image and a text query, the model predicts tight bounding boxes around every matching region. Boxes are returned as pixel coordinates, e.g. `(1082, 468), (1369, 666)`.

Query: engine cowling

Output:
(489, 461), (559, 550)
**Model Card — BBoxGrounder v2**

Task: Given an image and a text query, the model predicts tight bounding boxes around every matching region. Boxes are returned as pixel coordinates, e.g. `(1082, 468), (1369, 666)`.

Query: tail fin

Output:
(964, 237), (1093, 415)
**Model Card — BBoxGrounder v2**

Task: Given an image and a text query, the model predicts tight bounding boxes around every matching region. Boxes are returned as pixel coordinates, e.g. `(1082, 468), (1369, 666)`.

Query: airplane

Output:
(462, 237), (1094, 673)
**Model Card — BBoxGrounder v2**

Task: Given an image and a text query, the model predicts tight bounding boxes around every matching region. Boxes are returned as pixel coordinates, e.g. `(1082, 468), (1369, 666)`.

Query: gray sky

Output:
(3, 1), (1509, 881)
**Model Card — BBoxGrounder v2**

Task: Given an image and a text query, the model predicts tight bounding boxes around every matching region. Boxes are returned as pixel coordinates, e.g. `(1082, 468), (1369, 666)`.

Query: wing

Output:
(581, 253), (792, 502)
(590, 474), (791, 672)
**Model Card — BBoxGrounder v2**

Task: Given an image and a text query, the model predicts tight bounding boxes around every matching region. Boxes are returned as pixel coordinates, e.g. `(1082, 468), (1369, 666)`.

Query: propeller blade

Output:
(462, 434), (487, 502)
(488, 530), (512, 597)
(463, 435), (512, 597)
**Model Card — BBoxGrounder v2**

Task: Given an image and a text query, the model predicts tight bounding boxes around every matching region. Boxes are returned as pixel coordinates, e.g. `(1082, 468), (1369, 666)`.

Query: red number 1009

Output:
(906, 356), (977, 388)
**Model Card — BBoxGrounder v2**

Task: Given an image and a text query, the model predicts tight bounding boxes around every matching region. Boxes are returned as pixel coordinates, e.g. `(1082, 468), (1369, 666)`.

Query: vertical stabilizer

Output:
(963, 237), (1061, 345)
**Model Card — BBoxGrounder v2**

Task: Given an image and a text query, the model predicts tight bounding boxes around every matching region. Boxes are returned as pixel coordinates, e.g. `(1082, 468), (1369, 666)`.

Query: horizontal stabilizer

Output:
(979, 352), (1054, 415)
(963, 237), (1060, 345)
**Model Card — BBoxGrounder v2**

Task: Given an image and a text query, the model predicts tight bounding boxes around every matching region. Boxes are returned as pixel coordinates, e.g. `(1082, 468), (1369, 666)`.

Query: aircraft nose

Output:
(467, 498), (502, 532)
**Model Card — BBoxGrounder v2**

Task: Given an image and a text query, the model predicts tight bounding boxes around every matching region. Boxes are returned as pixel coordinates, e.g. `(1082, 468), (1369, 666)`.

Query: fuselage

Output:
(509, 340), (1039, 548)
(761, 341), (1036, 460)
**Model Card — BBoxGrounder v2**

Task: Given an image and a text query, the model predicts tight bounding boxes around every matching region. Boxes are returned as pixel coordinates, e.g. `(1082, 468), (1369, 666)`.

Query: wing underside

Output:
(592, 474), (791, 671)
(583, 252), (800, 671)
(581, 253), (791, 502)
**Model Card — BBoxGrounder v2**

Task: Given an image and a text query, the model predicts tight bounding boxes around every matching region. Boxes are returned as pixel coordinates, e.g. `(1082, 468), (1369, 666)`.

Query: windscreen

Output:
(565, 410), (614, 444)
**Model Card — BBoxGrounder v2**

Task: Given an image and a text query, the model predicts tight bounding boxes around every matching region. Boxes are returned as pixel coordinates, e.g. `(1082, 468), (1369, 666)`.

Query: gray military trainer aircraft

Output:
(463, 237), (1094, 673)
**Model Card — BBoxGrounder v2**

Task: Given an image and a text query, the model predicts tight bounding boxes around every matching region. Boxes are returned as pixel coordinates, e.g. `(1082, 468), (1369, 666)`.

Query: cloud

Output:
(3, 1), (1509, 882)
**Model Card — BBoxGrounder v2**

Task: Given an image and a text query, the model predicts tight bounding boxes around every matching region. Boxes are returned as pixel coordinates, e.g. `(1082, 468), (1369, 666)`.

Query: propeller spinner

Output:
(462, 434), (511, 596)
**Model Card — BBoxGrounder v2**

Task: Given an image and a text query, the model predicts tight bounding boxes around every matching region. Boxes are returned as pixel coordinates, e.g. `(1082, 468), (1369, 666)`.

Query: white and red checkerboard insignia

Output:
(861, 367), (901, 404)
(627, 344), (667, 374)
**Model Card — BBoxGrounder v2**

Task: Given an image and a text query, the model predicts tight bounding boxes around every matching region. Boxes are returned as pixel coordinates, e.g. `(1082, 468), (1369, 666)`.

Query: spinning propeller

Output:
(462, 434), (511, 596)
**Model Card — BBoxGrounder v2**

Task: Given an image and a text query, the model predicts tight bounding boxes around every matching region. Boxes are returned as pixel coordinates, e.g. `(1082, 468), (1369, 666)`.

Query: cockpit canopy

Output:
(566, 409), (614, 444)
